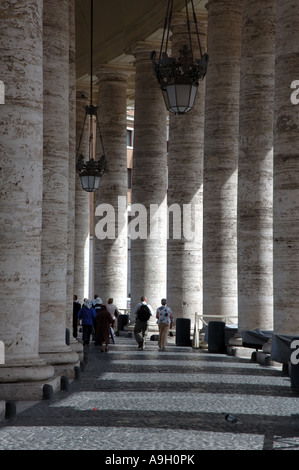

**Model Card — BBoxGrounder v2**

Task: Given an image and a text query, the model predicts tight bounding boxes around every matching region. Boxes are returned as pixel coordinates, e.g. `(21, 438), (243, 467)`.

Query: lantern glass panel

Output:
(80, 174), (101, 192)
(166, 83), (198, 114)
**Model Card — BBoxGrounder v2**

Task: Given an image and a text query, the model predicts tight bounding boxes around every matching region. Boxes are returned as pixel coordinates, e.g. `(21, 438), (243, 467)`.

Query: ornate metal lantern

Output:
(76, 0), (107, 192)
(76, 104), (107, 192)
(152, 0), (208, 114)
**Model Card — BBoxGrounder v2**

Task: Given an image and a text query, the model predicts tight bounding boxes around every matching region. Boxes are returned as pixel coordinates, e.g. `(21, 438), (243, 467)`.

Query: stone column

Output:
(74, 89), (91, 303)
(203, 0), (242, 323)
(39, 0), (79, 376)
(67, 0), (76, 331)
(167, 12), (207, 328)
(273, 0), (299, 334)
(0, 0), (55, 400)
(238, 0), (276, 332)
(94, 67), (129, 309)
(67, 0), (83, 358)
(130, 42), (168, 321)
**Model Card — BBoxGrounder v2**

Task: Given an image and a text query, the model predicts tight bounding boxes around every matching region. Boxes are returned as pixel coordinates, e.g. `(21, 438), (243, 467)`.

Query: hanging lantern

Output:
(152, 0), (208, 114)
(76, 104), (107, 192)
(76, 0), (107, 192)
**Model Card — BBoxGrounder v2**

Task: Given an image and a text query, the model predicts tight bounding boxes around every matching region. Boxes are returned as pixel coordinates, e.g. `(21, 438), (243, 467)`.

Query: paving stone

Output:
(0, 335), (298, 451)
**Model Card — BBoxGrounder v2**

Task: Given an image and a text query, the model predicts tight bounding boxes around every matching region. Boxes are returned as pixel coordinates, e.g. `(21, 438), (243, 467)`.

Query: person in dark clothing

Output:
(95, 305), (113, 352)
(73, 295), (81, 338)
(77, 299), (96, 346)
(132, 296), (154, 350)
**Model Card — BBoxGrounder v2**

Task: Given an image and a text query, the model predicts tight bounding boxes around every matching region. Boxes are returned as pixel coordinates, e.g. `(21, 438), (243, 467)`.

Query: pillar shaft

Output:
(0, 0), (54, 395)
(93, 67), (129, 309)
(67, 0), (76, 330)
(273, 0), (299, 334)
(238, 0), (276, 332)
(203, 0), (242, 322)
(167, 12), (207, 326)
(130, 42), (168, 316)
(39, 0), (78, 374)
(74, 90), (91, 302)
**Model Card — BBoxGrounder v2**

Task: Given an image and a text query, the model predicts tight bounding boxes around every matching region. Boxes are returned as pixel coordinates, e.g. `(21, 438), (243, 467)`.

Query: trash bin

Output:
(291, 362), (299, 392)
(176, 318), (191, 346)
(208, 321), (226, 353)
(117, 314), (129, 332)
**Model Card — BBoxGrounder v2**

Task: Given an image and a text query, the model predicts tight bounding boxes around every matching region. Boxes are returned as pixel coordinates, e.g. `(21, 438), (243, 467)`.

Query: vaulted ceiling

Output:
(75, 0), (206, 104)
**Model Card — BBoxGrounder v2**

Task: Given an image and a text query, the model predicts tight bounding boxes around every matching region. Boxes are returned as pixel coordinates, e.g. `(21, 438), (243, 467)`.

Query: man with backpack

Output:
(132, 296), (154, 350)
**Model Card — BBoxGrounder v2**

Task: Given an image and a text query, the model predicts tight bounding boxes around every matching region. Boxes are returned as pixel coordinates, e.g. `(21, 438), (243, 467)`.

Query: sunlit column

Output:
(273, 0), (299, 334)
(203, 0), (242, 323)
(0, 0), (55, 399)
(39, 0), (79, 376)
(74, 89), (91, 303)
(130, 42), (168, 321)
(167, 11), (207, 328)
(93, 67), (129, 309)
(238, 0), (276, 332)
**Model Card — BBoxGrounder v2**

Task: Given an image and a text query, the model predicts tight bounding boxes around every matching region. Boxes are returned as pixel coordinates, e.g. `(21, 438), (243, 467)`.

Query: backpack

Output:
(137, 303), (151, 322)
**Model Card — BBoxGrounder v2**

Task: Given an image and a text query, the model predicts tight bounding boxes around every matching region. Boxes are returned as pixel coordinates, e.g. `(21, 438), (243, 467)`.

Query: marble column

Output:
(273, 0), (299, 334)
(130, 42), (168, 321)
(167, 12), (207, 327)
(67, 0), (83, 358)
(94, 67), (129, 309)
(0, 0), (55, 400)
(74, 90), (91, 303)
(39, 0), (79, 376)
(67, 0), (76, 331)
(237, 0), (276, 332)
(203, 0), (242, 323)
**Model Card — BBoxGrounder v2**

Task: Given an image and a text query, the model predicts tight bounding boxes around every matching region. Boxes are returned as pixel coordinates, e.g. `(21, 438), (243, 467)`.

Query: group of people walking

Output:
(73, 294), (173, 352)
(73, 295), (120, 352)
(132, 296), (173, 351)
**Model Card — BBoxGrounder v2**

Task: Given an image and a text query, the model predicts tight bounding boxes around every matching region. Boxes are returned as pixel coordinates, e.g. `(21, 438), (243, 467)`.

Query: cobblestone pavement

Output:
(1, 333), (299, 453)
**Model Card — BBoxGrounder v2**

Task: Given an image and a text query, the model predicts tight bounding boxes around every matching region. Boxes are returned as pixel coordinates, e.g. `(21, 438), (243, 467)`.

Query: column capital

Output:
(94, 63), (131, 82)
(205, 0), (242, 13)
(127, 40), (160, 60)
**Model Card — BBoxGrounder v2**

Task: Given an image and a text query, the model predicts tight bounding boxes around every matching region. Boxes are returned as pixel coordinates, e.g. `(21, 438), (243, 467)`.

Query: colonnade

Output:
(0, 0), (79, 400)
(0, 0), (299, 400)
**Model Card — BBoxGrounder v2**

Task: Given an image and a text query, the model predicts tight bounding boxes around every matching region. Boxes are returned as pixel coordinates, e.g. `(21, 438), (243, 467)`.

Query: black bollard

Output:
(74, 365), (81, 379)
(61, 375), (70, 391)
(5, 401), (16, 420)
(43, 383), (54, 400)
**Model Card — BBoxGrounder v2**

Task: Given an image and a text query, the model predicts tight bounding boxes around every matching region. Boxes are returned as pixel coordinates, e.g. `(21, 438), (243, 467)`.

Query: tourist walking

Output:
(106, 298), (120, 332)
(133, 296), (154, 350)
(156, 298), (173, 350)
(73, 295), (81, 338)
(92, 294), (102, 307)
(95, 305), (113, 352)
(93, 296), (104, 341)
(77, 299), (97, 346)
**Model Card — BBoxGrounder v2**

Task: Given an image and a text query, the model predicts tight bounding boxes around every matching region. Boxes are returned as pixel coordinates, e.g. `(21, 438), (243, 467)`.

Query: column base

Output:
(70, 338), (84, 361)
(0, 356), (60, 401)
(39, 348), (80, 379)
(0, 357), (55, 384)
(0, 375), (61, 402)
